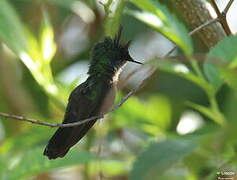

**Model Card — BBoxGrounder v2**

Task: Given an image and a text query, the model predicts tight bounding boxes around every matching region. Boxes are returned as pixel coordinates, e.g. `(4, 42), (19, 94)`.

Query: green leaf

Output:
(129, 140), (197, 180)
(128, 0), (192, 55)
(220, 68), (237, 91)
(153, 59), (212, 92)
(0, 0), (28, 55)
(4, 147), (94, 180)
(40, 10), (56, 63)
(204, 35), (237, 90)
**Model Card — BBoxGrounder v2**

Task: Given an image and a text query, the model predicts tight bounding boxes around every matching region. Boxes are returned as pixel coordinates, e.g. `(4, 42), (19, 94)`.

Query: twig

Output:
(210, 0), (222, 17)
(223, 0), (234, 14)
(165, 17), (219, 57)
(189, 18), (219, 36)
(210, 0), (233, 36)
(0, 112), (102, 128)
(113, 67), (155, 111)
(164, 46), (177, 58)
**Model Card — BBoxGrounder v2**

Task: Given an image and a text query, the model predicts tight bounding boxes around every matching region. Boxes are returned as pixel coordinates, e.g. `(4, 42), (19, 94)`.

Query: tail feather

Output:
(44, 120), (96, 159)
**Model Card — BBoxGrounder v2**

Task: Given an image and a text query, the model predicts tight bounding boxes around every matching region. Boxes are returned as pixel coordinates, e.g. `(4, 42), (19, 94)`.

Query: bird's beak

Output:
(127, 57), (143, 65)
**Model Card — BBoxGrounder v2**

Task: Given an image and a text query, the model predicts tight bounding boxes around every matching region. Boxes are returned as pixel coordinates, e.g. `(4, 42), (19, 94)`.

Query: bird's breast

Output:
(99, 83), (116, 115)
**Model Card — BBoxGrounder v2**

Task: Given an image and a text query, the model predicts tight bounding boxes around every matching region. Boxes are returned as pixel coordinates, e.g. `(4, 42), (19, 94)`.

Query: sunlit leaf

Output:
(128, 0), (192, 55)
(0, 0), (60, 103)
(130, 140), (197, 180)
(40, 10), (56, 63)
(24, 28), (42, 63)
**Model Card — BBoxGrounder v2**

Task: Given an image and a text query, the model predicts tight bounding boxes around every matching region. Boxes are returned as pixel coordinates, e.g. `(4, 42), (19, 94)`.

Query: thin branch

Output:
(165, 17), (219, 57)
(0, 112), (102, 128)
(112, 67), (155, 111)
(210, 0), (233, 36)
(189, 18), (219, 36)
(210, 0), (222, 17)
(164, 46), (177, 58)
(223, 0), (235, 14)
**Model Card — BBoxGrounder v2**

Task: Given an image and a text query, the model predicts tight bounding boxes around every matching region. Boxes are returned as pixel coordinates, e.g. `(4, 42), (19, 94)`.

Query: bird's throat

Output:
(89, 65), (124, 84)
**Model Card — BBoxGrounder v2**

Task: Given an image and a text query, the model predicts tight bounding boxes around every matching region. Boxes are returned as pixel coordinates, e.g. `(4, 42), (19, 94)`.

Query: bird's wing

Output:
(64, 81), (99, 123)
(44, 81), (106, 159)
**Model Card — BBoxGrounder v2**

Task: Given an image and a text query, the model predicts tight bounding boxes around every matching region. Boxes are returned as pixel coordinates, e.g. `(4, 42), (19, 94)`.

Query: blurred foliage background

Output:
(0, 0), (237, 179)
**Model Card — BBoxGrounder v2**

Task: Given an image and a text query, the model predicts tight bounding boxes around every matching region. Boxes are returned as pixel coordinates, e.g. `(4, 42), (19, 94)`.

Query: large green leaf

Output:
(3, 147), (94, 180)
(204, 36), (237, 91)
(152, 59), (213, 93)
(0, 0), (28, 54)
(128, 0), (192, 55)
(129, 140), (197, 180)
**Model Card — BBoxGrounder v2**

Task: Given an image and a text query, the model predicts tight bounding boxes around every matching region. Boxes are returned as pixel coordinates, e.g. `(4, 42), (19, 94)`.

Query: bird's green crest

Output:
(88, 28), (142, 75)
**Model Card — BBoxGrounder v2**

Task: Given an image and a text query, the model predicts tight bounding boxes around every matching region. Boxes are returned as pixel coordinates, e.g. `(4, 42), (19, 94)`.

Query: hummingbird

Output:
(43, 28), (142, 159)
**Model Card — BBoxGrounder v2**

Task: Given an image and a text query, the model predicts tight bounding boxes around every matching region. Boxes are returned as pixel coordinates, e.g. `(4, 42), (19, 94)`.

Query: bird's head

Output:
(88, 28), (142, 75)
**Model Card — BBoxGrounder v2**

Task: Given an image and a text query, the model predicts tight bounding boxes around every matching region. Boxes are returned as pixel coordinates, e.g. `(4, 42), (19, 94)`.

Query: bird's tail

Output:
(44, 120), (96, 159)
